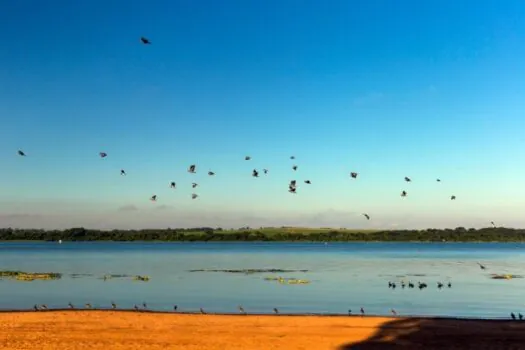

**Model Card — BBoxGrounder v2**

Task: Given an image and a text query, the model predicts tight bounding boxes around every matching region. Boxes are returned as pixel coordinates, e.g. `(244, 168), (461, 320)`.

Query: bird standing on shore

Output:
(200, 307), (206, 314)
(238, 305), (246, 314)
(68, 302), (74, 309)
(273, 308), (279, 314)
(360, 307), (365, 316)
(85, 303), (92, 309)
(173, 305), (178, 312)
(391, 309), (397, 316)
(111, 301), (117, 309)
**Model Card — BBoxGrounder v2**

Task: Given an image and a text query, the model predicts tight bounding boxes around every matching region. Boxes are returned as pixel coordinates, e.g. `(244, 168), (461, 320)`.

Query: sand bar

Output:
(2, 311), (525, 349)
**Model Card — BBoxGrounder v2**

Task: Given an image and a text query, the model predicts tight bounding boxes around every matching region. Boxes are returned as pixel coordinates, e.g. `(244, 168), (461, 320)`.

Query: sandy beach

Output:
(1, 311), (525, 349)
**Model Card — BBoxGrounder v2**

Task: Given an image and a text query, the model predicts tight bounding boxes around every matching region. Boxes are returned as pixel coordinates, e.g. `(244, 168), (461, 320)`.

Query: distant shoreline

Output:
(1, 226), (525, 242)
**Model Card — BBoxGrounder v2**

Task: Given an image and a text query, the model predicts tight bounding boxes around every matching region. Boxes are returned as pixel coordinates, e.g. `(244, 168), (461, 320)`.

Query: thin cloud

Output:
(118, 205), (139, 212)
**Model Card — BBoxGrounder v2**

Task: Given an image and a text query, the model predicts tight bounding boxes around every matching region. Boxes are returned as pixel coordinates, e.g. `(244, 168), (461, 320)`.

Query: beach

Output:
(1, 311), (525, 349)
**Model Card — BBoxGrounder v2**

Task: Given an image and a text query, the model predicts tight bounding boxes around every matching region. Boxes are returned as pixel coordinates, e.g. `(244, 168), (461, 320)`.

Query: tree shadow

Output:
(339, 317), (525, 350)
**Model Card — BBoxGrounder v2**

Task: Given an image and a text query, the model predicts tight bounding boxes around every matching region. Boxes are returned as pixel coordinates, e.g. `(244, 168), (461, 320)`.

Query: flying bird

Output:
(363, 213), (370, 220)
(192, 183), (198, 188)
(450, 195), (456, 200)
(150, 195), (157, 202)
(290, 180), (297, 187)
(290, 156), (295, 160)
(436, 178), (441, 182)
(404, 177), (411, 182)
(401, 190), (407, 197)
(120, 169), (126, 176)
(304, 180), (311, 184)
(252, 169), (259, 177)
(192, 193), (198, 200)
(350, 172), (358, 179)
(140, 37), (151, 44)
(288, 185), (297, 194)
(208, 171), (215, 176)
(170, 182), (176, 189)
(263, 169), (268, 174)
(188, 164), (196, 173)
(292, 165), (298, 171)
(99, 152), (107, 158)
(245, 156), (251, 160)
(17, 150), (26, 156)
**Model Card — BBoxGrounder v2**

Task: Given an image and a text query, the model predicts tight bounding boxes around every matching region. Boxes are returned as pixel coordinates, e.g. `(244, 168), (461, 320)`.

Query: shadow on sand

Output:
(340, 317), (525, 350)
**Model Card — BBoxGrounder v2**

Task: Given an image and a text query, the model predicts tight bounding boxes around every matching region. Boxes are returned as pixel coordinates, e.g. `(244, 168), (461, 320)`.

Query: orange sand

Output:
(1, 311), (525, 349)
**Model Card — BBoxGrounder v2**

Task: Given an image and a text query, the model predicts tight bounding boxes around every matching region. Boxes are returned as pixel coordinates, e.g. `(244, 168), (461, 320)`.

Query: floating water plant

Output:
(0, 270), (62, 282)
(264, 276), (310, 285)
(133, 275), (150, 281)
(490, 274), (523, 280)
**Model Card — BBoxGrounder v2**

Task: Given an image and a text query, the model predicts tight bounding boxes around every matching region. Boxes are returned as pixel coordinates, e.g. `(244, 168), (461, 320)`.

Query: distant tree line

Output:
(1, 226), (525, 242)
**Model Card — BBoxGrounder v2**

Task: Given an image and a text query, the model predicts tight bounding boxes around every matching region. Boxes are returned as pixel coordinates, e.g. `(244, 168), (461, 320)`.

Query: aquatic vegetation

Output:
(264, 276), (311, 285)
(133, 275), (150, 281)
(69, 273), (93, 278)
(0, 270), (62, 281)
(189, 268), (308, 274)
(100, 274), (131, 280)
(490, 274), (523, 280)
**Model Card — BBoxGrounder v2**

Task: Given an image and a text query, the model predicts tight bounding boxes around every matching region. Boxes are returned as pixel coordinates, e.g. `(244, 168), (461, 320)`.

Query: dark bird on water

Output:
(140, 37), (151, 44)
(363, 213), (370, 220)
(273, 308), (279, 314)
(511, 312), (516, 320)
(447, 282), (452, 288)
(99, 152), (107, 158)
(170, 182), (176, 189)
(208, 171), (215, 176)
(350, 172), (358, 179)
(188, 164), (196, 173)
(150, 195), (157, 202)
(437, 282), (443, 289)
(252, 169), (259, 177)
(404, 177), (411, 182)
(304, 180), (311, 184)
(192, 182), (198, 188)
(120, 169), (126, 176)
(451, 195), (456, 200)
(520, 313), (523, 320)
(192, 193), (198, 200)
(401, 190), (407, 197)
(18, 150), (26, 156)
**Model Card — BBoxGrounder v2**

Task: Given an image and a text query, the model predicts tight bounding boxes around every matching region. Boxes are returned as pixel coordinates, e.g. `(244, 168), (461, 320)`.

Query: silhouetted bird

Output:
(192, 193), (198, 200)
(142, 302), (147, 309)
(447, 282), (452, 288)
(99, 152), (107, 158)
(391, 309), (397, 316)
(134, 304), (139, 311)
(41, 304), (48, 310)
(85, 303), (92, 309)
(150, 195), (157, 202)
(350, 172), (358, 179)
(252, 169), (259, 177)
(436, 178), (441, 182)
(388, 282), (393, 288)
(304, 180), (311, 184)
(401, 281), (406, 289)
(491, 221), (496, 228)
(238, 305), (245, 314)
(208, 171), (215, 176)
(192, 182), (198, 188)
(520, 313), (523, 320)
(290, 156), (295, 160)
(478, 262), (486, 270)
(173, 305), (178, 311)
(120, 169), (126, 176)
(273, 308), (279, 314)
(437, 282), (443, 289)
(111, 301), (117, 309)
(292, 165), (298, 171)
(33, 304), (38, 311)
(18, 150), (26, 156)
(348, 309), (352, 315)
(200, 307), (205, 314)
(451, 195), (456, 200)
(68, 302), (74, 309)
(263, 169), (268, 174)
(188, 164), (196, 173)
(363, 213), (370, 220)
(401, 190), (407, 197)
(408, 282), (414, 288)
(245, 156), (251, 160)
(140, 37), (151, 44)
(511, 312), (516, 320)
(360, 307), (365, 316)
(288, 185), (297, 194)
(404, 177), (411, 182)
(170, 182), (176, 189)
(392, 282), (396, 289)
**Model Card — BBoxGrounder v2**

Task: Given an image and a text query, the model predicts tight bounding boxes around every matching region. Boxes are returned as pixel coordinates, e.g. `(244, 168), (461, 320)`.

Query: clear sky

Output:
(1, 0), (524, 230)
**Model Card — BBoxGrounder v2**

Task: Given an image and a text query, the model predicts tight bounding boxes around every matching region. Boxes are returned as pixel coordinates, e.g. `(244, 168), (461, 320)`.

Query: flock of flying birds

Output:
(13, 36), (463, 223)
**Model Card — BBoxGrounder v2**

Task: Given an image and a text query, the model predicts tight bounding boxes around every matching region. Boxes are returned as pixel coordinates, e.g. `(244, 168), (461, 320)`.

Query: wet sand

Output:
(1, 311), (525, 349)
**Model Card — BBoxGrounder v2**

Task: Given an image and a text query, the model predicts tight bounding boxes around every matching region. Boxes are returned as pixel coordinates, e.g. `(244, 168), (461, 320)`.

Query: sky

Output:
(1, 0), (524, 230)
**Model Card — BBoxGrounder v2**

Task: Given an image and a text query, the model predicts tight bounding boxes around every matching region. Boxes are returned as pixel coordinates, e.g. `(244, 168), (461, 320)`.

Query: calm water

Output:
(1, 242), (524, 318)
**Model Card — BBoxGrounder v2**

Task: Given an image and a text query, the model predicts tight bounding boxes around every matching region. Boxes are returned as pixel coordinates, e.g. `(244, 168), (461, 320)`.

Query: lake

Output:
(1, 242), (524, 318)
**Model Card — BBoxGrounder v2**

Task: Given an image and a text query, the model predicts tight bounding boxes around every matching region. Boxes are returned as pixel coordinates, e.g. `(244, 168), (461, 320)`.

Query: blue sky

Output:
(1, 0), (524, 229)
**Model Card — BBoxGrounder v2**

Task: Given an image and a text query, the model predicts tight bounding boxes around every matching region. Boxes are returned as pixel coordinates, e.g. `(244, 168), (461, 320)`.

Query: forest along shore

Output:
(2, 311), (525, 350)
(1, 226), (525, 242)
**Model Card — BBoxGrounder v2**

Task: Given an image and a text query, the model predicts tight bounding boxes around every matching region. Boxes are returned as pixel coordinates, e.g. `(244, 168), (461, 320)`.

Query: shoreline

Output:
(2, 311), (525, 349)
